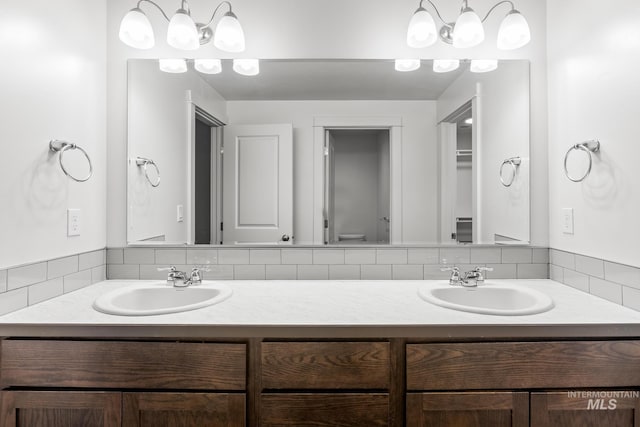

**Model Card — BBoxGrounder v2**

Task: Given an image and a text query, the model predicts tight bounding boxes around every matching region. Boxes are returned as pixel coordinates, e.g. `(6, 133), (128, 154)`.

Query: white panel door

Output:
(223, 124), (293, 244)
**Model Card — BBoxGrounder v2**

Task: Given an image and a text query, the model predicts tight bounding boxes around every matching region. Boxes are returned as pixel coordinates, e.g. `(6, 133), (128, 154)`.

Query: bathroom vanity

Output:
(1, 280), (639, 426)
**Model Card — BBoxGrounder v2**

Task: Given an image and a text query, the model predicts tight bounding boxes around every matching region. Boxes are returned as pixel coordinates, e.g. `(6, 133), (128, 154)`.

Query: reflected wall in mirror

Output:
(127, 59), (530, 246)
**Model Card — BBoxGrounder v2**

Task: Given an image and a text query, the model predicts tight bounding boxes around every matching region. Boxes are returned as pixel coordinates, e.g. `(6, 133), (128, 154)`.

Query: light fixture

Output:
(233, 58), (259, 76)
(470, 59), (498, 73)
(394, 59), (421, 72)
(159, 58), (188, 73)
(119, 0), (246, 52)
(433, 59), (460, 73)
(464, 117), (473, 124)
(194, 58), (222, 74)
(406, 0), (530, 50)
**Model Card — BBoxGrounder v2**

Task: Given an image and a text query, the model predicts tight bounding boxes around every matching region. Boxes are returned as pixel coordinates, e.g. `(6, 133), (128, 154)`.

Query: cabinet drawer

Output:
(407, 341), (640, 390)
(261, 393), (389, 426)
(262, 341), (390, 389)
(1, 340), (246, 390)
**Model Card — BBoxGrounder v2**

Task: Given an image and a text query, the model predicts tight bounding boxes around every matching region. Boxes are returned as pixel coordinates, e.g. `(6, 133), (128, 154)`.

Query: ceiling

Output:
(200, 59), (467, 101)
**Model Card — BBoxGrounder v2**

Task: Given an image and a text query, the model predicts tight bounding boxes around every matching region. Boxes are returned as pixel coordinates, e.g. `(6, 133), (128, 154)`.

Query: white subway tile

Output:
(424, 265), (450, 280)
(124, 248), (155, 264)
(589, 277), (623, 305)
(282, 249), (312, 265)
(107, 264), (140, 280)
(604, 262), (640, 289)
(204, 265), (233, 280)
(155, 249), (187, 265)
(485, 264), (517, 279)
(502, 248), (533, 264)
(623, 287), (640, 311)
(0, 288), (28, 315)
(575, 255), (605, 279)
(439, 248), (470, 265)
(345, 249), (376, 265)
(392, 265), (423, 280)
(234, 265), (265, 280)
(106, 248), (124, 264)
(186, 249), (218, 265)
(549, 265), (564, 282)
(218, 249), (250, 264)
(297, 265), (329, 280)
(329, 265), (360, 280)
(266, 265), (297, 280)
(361, 265), (392, 280)
(563, 269), (589, 292)
(376, 249), (407, 264)
(79, 250), (105, 270)
(313, 249), (344, 264)
(8, 262), (47, 290)
(47, 256), (79, 279)
(63, 269), (92, 293)
(28, 278), (64, 305)
(532, 248), (549, 264)
(407, 248), (439, 264)
(91, 265), (106, 283)
(250, 249), (281, 264)
(549, 249), (575, 269)
(470, 248), (502, 264)
(0, 270), (6, 293)
(140, 265), (173, 280)
(517, 264), (548, 279)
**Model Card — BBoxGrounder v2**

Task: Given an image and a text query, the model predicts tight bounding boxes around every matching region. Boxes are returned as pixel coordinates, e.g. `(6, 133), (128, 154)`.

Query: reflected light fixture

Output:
(194, 58), (222, 74)
(233, 58), (260, 76)
(395, 59), (421, 72)
(159, 58), (188, 73)
(406, 0), (530, 50)
(433, 59), (460, 73)
(470, 59), (498, 73)
(119, 0), (245, 52)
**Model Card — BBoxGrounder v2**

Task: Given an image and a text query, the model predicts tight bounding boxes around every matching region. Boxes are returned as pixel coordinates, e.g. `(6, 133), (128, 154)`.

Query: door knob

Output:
(281, 234), (290, 242)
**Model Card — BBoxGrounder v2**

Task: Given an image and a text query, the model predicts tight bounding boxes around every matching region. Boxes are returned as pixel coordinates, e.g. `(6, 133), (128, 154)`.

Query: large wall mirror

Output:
(127, 59), (530, 246)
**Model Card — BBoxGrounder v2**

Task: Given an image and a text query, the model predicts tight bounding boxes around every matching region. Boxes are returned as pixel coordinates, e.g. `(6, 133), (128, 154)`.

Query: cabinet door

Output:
(123, 392), (245, 427)
(531, 391), (640, 427)
(0, 390), (121, 427)
(406, 392), (528, 427)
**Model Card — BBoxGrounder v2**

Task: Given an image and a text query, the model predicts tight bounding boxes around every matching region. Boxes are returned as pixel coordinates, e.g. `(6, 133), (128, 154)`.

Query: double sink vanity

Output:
(1, 274), (640, 426)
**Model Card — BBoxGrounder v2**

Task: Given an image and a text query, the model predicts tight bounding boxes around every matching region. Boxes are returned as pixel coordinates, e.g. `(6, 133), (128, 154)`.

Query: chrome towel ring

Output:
(500, 156), (521, 187)
(136, 157), (161, 187)
(564, 140), (600, 182)
(49, 139), (93, 182)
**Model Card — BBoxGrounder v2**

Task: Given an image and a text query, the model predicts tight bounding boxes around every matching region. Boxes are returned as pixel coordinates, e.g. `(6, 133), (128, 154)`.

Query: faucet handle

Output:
(440, 266), (460, 272)
(472, 266), (493, 282)
(190, 266), (211, 284)
(441, 266), (461, 285)
(157, 266), (177, 272)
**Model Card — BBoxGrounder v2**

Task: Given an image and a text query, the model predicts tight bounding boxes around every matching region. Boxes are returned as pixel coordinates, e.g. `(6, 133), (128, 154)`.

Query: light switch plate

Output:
(67, 209), (81, 236)
(562, 208), (574, 234)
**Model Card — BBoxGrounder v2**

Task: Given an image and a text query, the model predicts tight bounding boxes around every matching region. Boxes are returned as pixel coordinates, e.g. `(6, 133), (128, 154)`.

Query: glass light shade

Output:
(453, 7), (485, 48)
(159, 58), (188, 73)
(433, 59), (460, 73)
(233, 59), (259, 76)
(470, 59), (498, 73)
(214, 11), (246, 52)
(167, 9), (199, 50)
(394, 59), (421, 72)
(119, 8), (155, 49)
(406, 8), (437, 48)
(497, 10), (531, 50)
(194, 58), (222, 74)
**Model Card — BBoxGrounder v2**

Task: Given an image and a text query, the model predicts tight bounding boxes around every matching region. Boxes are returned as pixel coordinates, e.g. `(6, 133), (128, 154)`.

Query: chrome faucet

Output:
(158, 266), (208, 287)
(441, 266), (493, 287)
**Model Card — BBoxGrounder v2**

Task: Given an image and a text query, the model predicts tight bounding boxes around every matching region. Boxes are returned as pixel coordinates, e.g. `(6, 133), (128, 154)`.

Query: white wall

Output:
(107, 0), (548, 247)
(226, 100), (437, 244)
(547, 0), (640, 267)
(127, 60), (226, 243)
(0, 0), (107, 269)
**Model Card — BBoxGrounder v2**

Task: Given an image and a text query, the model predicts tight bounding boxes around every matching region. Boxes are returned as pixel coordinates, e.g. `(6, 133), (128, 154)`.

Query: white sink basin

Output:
(93, 282), (232, 316)
(418, 282), (554, 316)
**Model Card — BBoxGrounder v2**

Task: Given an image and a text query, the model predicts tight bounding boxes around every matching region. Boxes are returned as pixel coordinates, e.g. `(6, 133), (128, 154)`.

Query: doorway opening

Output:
(324, 129), (391, 245)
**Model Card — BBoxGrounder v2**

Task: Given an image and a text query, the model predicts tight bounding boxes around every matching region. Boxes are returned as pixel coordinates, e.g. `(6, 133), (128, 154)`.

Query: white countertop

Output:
(1, 279), (639, 338)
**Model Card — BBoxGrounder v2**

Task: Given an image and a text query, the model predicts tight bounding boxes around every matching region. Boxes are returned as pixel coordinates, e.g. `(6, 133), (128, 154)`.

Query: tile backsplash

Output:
(107, 246), (549, 282)
(0, 249), (106, 316)
(550, 249), (640, 311)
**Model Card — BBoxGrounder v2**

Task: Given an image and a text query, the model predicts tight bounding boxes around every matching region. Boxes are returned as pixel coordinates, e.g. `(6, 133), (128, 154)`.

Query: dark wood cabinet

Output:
(531, 391), (640, 427)
(0, 390), (121, 427)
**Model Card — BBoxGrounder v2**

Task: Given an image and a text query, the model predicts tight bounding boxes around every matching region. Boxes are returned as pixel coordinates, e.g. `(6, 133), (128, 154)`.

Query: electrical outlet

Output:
(562, 208), (574, 234)
(177, 205), (184, 222)
(67, 209), (81, 236)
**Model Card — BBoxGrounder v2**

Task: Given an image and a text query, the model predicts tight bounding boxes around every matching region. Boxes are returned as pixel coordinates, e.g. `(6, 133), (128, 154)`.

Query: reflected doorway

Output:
(324, 129), (391, 244)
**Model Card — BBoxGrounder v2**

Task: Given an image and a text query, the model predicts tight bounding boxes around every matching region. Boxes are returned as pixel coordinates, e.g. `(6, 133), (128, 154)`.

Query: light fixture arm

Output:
(203, 1), (233, 28)
(480, 0), (515, 22)
(135, 0), (171, 22)
(417, 0), (449, 26)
